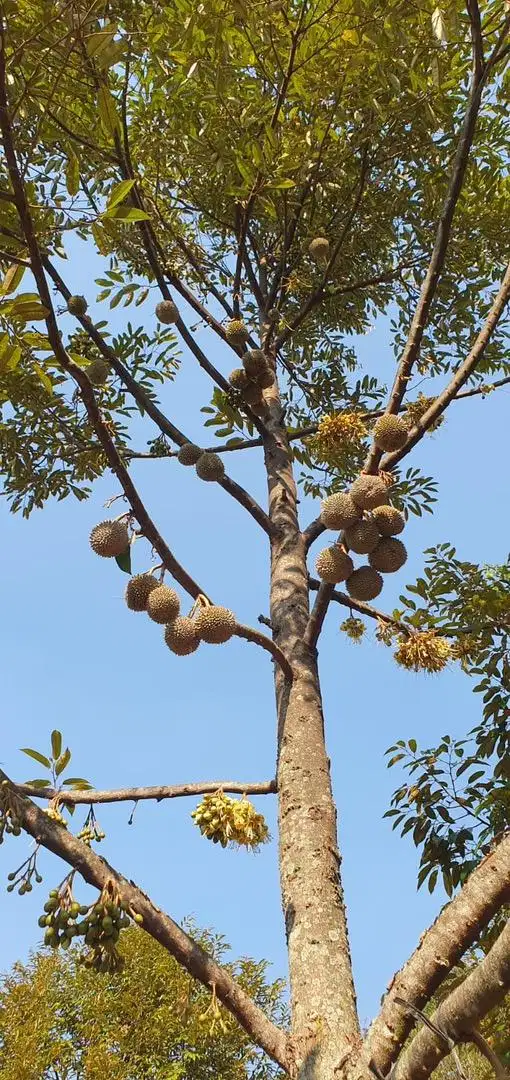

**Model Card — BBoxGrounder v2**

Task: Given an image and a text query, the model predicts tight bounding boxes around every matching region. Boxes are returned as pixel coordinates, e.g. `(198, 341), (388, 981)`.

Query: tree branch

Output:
(235, 623), (294, 681)
(1, 773), (289, 1070)
(467, 1028), (509, 1080)
(391, 918), (510, 1080)
(382, 260), (510, 471)
(16, 779), (277, 806)
(303, 583), (333, 649)
(364, 58), (489, 474)
(364, 831), (510, 1077)
(42, 262), (276, 538)
(308, 578), (407, 631)
(466, 0), (484, 81)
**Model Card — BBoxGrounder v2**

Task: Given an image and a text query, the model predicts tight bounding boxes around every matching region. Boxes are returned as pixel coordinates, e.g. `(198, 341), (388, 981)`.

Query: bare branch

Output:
(1, 773), (289, 1070)
(391, 918), (510, 1080)
(16, 779), (277, 806)
(467, 1028), (510, 1080)
(466, 0), (484, 81)
(234, 623), (294, 681)
(303, 583), (333, 650)
(365, 62), (489, 473)
(364, 831), (510, 1077)
(308, 578), (407, 632)
(383, 260), (510, 470)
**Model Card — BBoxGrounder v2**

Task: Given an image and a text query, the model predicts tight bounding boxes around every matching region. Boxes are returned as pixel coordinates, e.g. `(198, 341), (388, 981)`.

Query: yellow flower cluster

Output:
(340, 616), (366, 641)
(309, 411), (368, 469)
(394, 631), (451, 673)
(403, 393), (444, 432)
(191, 791), (269, 850)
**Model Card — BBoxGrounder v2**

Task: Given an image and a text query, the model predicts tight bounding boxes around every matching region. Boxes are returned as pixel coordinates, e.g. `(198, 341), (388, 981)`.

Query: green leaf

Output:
(62, 777), (93, 789)
(98, 85), (120, 137)
(106, 179), (136, 210)
(1, 263), (25, 295)
(33, 363), (54, 394)
(103, 206), (150, 222)
(51, 730), (62, 759)
(21, 748), (51, 768)
(24, 778), (52, 788)
(115, 545), (132, 573)
(65, 151), (80, 197)
(55, 748), (71, 776)
(0, 342), (22, 372)
(8, 299), (49, 321)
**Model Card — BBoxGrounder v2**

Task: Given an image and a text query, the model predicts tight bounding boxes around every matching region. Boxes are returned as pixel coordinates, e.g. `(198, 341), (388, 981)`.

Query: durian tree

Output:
(0, 2), (509, 1080)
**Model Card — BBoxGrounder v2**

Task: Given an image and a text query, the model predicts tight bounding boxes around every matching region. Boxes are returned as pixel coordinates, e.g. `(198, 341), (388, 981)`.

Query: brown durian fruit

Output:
(346, 566), (383, 601)
(369, 538), (408, 574)
(195, 453), (225, 482)
(177, 443), (202, 466)
(320, 493), (361, 531)
(371, 504), (405, 537)
(155, 300), (179, 324)
(195, 605), (237, 644)
(373, 414), (408, 452)
(147, 585), (181, 624)
(164, 617), (200, 655)
(315, 545), (354, 584)
(344, 519), (380, 555)
(125, 574), (159, 612)
(350, 474), (389, 510)
(89, 519), (129, 557)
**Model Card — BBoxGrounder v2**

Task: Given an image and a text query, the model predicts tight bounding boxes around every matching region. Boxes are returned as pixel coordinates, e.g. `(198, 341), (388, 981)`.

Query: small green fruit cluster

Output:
(39, 890), (89, 951)
(39, 880), (143, 975)
(192, 791), (269, 850)
(0, 782), (22, 844)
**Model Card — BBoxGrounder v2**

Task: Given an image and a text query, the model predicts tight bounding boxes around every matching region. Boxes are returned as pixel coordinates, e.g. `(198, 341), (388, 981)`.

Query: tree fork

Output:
(263, 388), (360, 1077)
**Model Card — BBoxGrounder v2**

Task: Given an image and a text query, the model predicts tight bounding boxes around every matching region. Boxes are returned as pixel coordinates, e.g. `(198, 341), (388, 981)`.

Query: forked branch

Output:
(364, 831), (510, 1077)
(391, 918), (510, 1080)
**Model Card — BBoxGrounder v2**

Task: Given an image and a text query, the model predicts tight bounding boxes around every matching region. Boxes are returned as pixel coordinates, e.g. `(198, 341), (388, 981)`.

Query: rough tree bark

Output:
(263, 382), (361, 1079)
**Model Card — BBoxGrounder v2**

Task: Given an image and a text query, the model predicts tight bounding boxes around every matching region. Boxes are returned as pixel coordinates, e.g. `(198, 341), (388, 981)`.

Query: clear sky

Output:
(1, 236), (508, 1027)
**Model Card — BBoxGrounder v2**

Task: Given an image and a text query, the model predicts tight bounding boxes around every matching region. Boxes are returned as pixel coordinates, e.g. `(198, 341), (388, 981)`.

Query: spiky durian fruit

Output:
(225, 319), (249, 346)
(371, 505), (405, 537)
(369, 538), (408, 574)
(242, 349), (267, 377)
(394, 632), (451, 673)
(67, 295), (87, 316)
(346, 566), (383, 601)
(195, 605), (237, 643)
(125, 574), (159, 612)
(89, 519), (129, 557)
(229, 368), (250, 391)
(164, 617), (200, 655)
(308, 236), (329, 262)
(177, 443), (202, 466)
(315, 545), (354, 584)
(155, 300), (179, 324)
(350, 474), (388, 510)
(147, 584), (180, 624)
(344, 519), (380, 555)
(195, 452), (225, 482)
(373, 414), (408, 452)
(320, 492), (361, 531)
(85, 359), (110, 386)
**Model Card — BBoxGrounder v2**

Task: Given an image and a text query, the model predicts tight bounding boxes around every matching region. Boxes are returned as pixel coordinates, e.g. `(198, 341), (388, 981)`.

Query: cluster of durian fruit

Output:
(0, 782), (21, 843)
(316, 414), (409, 602)
(225, 319), (276, 410)
(89, 519), (237, 656)
(38, 877), (142, 974)
(192, 791), (269, 850)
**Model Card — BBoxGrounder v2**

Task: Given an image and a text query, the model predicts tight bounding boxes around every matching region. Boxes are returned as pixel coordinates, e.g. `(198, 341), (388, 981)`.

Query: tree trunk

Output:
(264, 398), (361, 1079)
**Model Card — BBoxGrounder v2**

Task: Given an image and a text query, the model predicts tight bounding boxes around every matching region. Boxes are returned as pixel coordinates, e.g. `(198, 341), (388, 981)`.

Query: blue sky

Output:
(1, 237), (509, 1028)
